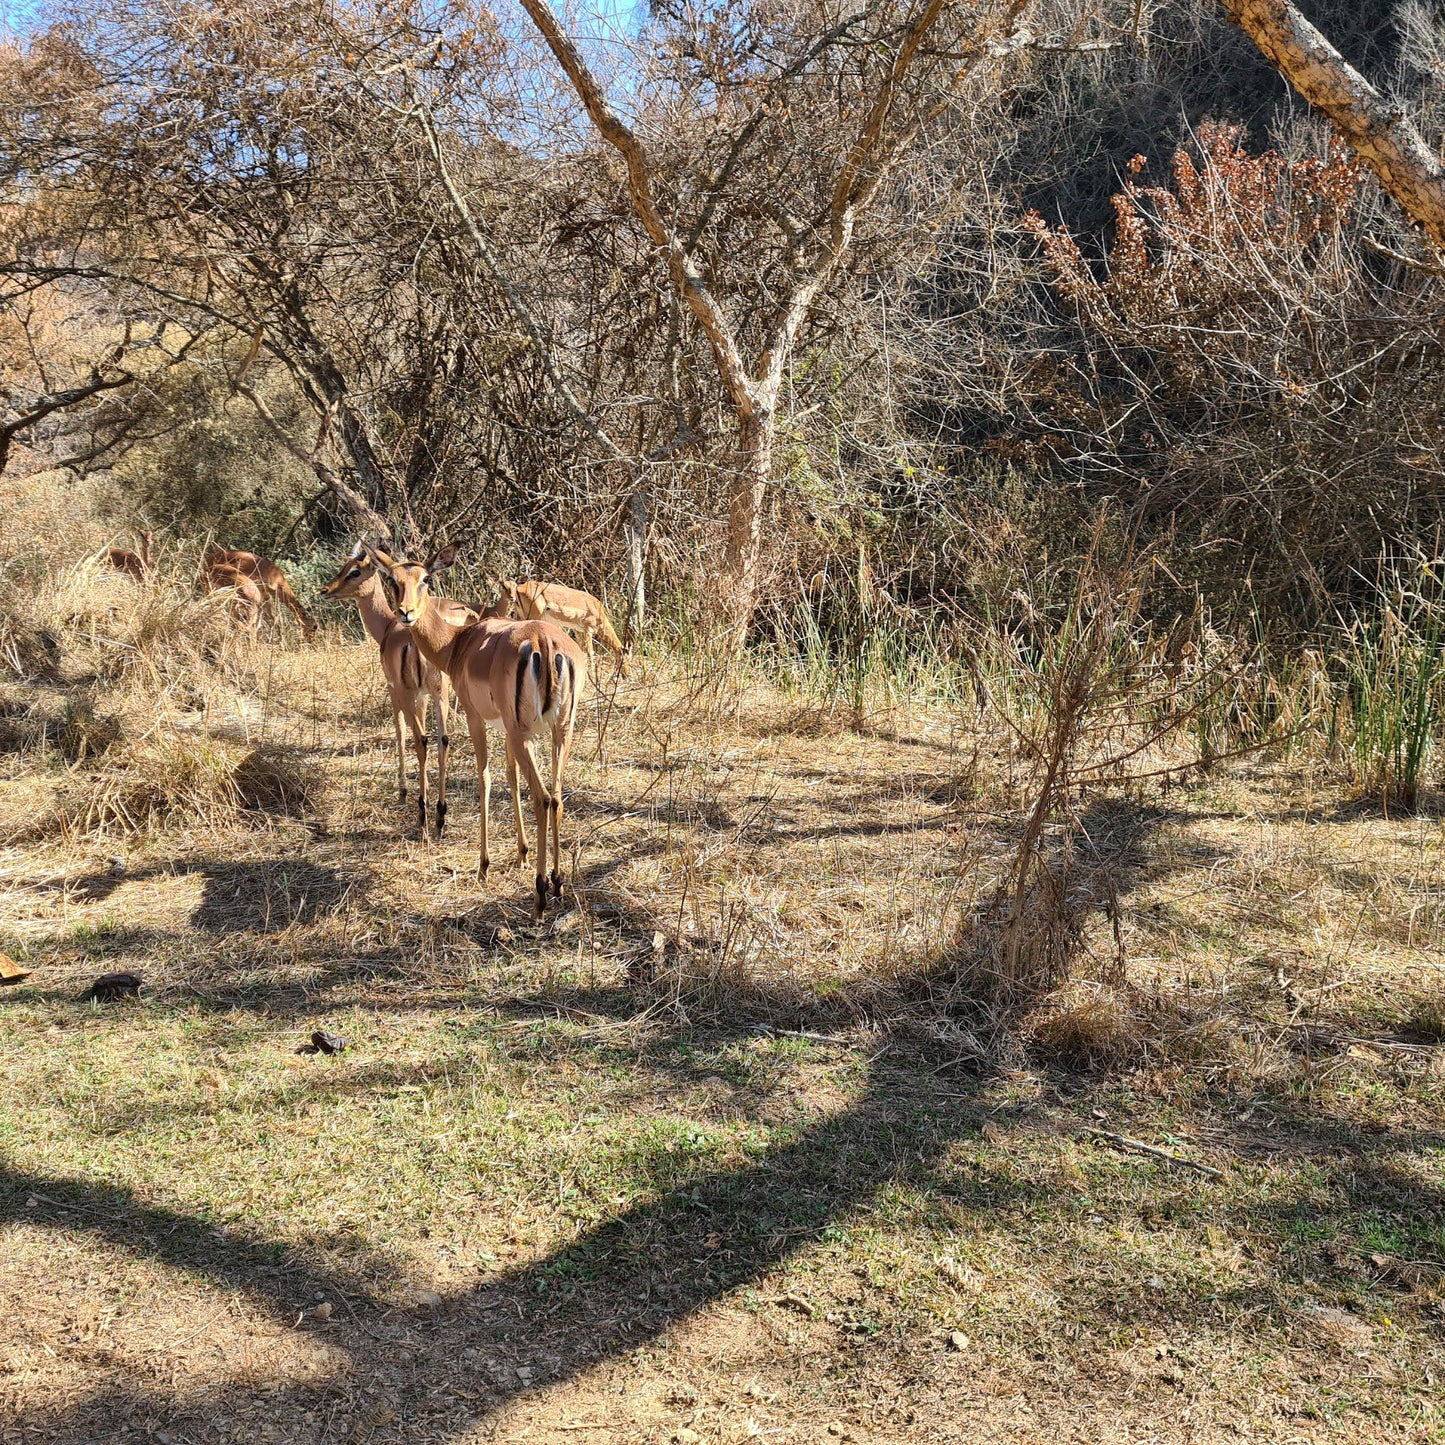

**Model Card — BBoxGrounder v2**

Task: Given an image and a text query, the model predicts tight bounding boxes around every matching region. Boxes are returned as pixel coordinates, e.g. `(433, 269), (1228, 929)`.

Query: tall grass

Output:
(1334, 576), (1445, 810)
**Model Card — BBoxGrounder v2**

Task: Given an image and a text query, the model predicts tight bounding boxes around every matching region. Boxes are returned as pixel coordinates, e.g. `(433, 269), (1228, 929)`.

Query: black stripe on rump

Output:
(534, 647), (546, 719)
(515, 641), (532, 728)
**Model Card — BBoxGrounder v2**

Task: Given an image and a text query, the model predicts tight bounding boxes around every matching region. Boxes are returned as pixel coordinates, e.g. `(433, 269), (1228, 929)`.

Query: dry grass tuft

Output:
(15, 735), (320, 841)
(1027, 982), (1145, 1070)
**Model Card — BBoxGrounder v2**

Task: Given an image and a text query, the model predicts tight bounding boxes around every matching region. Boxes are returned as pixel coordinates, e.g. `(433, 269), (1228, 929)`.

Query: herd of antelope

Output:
(104, 533), (628, 916)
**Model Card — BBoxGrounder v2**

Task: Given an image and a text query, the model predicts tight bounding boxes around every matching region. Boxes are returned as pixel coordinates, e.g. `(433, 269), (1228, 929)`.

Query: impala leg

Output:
(467, 713), (491, 881)
(433, 673), (452, 838)
(548, 716), (576, 897)
(409, 696), (429, 838)
(504, 736), (527, 870)
(510, 738), (553, 915)
(391, 703), (408, 805)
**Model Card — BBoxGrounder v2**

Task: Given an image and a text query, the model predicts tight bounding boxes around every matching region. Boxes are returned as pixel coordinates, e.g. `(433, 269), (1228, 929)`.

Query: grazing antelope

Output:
(320, 543), (472, 838)
(203, 548), (316, 640)
(103, 530), (152, 582)
(497, 578), (628, 674)
(201, 560), (266, 638)
(368, 544), (586, 915)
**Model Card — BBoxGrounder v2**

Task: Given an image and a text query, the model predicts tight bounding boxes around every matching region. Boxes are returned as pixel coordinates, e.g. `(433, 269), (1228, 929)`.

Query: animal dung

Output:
(79, 971), (141, 1002)
(296, 1030), (346, 1056)
(0, 953), (31, 987)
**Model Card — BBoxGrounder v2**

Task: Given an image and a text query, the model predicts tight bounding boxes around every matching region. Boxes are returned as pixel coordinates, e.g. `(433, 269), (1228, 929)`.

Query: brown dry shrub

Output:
(13, 734), (321, 841)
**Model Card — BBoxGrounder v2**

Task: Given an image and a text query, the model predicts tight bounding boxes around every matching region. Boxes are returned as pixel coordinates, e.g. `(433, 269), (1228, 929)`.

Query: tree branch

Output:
(516, 0), (758, 420)
(232, 380), (393, 541)
(1223, 0), (1445, 252)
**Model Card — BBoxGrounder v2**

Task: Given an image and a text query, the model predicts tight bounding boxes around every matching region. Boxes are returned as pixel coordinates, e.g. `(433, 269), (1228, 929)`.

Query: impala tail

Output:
(513, 630), (581, 734)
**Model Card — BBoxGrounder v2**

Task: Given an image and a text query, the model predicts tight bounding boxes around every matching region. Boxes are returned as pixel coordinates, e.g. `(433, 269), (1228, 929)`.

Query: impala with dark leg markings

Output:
(368, 544), (587, 915)
(321, 544), (474, 838)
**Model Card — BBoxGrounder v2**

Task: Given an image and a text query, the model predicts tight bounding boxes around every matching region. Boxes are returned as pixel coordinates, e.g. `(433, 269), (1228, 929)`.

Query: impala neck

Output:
(407, 594), (468, 675)
(352, 572), (396, 648)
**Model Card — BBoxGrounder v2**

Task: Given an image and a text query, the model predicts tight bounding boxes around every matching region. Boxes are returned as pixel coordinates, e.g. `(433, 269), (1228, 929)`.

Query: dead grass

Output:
(3, 502), (1445, 1441)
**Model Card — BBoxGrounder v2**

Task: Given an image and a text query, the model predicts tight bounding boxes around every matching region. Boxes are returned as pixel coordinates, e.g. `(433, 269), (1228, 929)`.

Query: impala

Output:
(321, 543), (474, 838)
(103, 529), (152, 582)
(368, 544), (586, 915)
(497, 578), (628, 674)
(200, 560), (266, 638)
(203, 547), (316, 640)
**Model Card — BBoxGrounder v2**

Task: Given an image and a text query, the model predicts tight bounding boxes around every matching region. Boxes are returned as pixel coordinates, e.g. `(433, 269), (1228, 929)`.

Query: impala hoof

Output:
(549, 870), (564, 898)
(435, 800), (448, 836)
(478, 856), (490, 879)
(535, 875), (548, 915)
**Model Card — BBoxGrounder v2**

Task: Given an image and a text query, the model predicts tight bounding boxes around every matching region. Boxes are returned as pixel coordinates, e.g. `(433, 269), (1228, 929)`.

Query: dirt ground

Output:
(2, 626), (1444, 1443)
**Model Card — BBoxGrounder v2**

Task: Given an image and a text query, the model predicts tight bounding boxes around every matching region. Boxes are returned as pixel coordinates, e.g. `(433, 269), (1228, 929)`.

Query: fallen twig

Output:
(1082, 1128), (1224, 1179)
(750, 1023), (851, 1045)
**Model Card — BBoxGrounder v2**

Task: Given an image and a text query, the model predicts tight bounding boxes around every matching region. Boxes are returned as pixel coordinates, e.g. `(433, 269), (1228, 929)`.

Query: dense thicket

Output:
(3, 0), (1443, 641)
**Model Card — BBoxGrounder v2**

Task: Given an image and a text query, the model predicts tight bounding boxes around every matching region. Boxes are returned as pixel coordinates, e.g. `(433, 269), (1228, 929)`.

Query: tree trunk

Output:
(719, 408), (774, 652)
(623, 483), (646, 641)
(1223, 0), (1445, 252)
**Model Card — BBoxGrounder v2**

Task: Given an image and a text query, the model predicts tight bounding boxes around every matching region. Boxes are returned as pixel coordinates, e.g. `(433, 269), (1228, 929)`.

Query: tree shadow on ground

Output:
(6, 1018), (1443, 1445)
(71, 857), (364, 934)
(8, 799), (1432, 1441)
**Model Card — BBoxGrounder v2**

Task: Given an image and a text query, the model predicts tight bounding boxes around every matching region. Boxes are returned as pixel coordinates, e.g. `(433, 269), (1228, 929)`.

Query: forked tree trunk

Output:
(1224, 0), (1445, 251)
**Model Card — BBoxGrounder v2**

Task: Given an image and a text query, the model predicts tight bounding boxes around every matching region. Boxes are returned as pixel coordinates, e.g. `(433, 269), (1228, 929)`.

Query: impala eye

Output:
(347, 567), (361, 579)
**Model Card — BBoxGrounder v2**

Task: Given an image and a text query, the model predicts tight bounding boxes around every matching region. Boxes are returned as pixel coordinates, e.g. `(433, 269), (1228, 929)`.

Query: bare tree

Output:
(515, 0), (1036, 645)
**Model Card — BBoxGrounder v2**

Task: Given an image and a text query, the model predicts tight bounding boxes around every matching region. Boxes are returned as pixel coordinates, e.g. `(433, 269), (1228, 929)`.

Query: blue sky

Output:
(1, 0), (44, 40)
(0, 0), (644, 41)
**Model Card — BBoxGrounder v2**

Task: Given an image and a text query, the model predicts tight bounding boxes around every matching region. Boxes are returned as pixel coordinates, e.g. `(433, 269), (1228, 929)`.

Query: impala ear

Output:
(426, 544), (457, 575)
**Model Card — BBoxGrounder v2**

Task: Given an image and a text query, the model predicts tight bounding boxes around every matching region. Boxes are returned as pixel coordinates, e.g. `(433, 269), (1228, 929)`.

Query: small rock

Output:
(515, 1365), (536, 1386)
(416, 1290), (444, 1310)
(948, 1330), (970, 1352)
(311, 1301), (332, 1321)
(79, 971), (141, 1003)
(672, 1430), (701, 1445)
(311, 1030), (346, 1055)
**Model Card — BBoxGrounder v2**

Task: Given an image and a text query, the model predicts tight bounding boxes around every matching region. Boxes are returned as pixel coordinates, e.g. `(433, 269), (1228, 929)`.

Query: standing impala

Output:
(321, 544), (473, 838)
(497, 577), (629, 674)
(367, 543), (586, 915)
